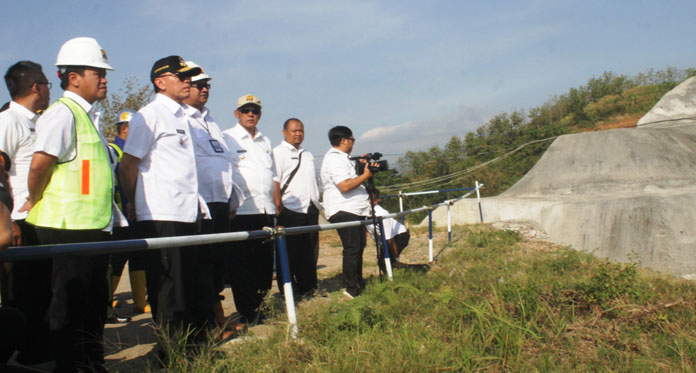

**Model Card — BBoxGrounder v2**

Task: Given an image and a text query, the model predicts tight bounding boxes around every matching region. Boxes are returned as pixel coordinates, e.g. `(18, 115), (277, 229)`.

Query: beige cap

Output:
(237, 94), (261, 109)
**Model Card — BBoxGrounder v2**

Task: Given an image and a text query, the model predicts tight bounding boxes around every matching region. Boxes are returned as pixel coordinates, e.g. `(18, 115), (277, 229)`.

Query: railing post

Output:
(275, 229), (298, 338)
(428, 208), (434, 262)
(378, 218), (393, 281)
(475, 180), (483, 223)
(399, 190), (405, 224)
(447, 201), (452, 243)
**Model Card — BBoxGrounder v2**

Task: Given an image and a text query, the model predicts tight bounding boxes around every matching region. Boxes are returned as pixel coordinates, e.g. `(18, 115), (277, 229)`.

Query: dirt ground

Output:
(104, 226), (444, 372)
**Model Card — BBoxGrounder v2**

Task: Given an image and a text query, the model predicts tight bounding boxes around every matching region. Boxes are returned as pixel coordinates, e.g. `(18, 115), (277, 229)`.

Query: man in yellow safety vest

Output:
(22, 37), (120, 373)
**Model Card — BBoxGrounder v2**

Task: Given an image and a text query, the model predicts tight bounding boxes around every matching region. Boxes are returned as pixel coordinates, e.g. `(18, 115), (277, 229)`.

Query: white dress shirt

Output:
(222, 123), (276, 215)
(123, 93), (201, 223)
(320, 147), (370, 219)
(272, 141), (320, 214)
(185, 105), (235, 204)
(34, 91), (105, 162)
(365, 204), (408, 239)
(0, 101), (37, 219)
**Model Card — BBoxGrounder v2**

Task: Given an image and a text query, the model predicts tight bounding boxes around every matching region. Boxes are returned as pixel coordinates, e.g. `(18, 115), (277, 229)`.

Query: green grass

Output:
(150, 226), (696, 372)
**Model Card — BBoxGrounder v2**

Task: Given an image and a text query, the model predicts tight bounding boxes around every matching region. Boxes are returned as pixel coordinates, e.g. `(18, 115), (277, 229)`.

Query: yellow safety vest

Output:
(26, 97), (113, 229)
(107, 143), (123, 210)
(109, 142), (123, 162)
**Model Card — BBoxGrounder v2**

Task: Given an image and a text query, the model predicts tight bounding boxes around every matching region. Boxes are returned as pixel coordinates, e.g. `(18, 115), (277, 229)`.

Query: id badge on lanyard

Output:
(209, 139), (224, 153)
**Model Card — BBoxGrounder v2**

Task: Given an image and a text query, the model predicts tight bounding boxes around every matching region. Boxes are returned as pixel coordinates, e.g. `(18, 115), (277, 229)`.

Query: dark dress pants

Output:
(201, 202), (230, 304)
(7, 220), (52, 364)
(35, 227), (109, 373)
(137, 221), (215, 337)
(329, 211), (366, 297)
(307, 204), (320, 265)
(226, 214), (274, 322)
(275, 208), (318, 297)
(110, 224), (147, 276)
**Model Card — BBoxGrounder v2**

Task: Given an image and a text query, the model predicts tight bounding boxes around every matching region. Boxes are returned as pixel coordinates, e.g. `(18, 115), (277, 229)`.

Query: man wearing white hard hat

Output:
(21, 36), (120, 372)
(182, 62), (244, 333)
(222, 94), (276, 325)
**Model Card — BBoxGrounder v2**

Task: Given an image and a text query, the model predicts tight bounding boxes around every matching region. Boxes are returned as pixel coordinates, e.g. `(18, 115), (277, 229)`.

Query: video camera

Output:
(350, 152), (389, 175)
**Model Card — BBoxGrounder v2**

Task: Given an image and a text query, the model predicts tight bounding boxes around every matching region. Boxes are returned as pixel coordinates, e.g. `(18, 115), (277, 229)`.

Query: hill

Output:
(376, 67), (695, 221)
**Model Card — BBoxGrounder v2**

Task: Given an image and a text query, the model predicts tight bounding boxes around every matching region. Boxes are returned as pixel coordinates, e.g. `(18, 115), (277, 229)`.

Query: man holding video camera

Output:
(320, 126), (379, 298)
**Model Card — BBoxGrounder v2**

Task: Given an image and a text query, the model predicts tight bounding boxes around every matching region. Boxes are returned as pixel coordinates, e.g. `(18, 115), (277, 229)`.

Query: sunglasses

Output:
(191, 82), (210, 90)
(158, 73), (189, 82)
(238, 106), (261, 115)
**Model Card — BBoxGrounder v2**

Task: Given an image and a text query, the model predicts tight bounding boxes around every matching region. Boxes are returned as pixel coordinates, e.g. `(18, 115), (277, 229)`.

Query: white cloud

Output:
(354, 103), (490, 158)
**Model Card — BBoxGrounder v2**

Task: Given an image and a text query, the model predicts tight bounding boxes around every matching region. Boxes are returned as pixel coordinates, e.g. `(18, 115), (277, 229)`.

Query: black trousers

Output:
(225, 214), (274, 321)
(275, 208), (318, 297)
(35, 227), (109, 373)
(329, 211), (366, 297)
(307, 204), (320, 265)
(393, 231), (410, 257)
(0, 306), (26, 363)
(110, 225), (147, 276)
(201, 202), (230, 298)
(6, 220), (52, 364)
(137, 221), (215, 334)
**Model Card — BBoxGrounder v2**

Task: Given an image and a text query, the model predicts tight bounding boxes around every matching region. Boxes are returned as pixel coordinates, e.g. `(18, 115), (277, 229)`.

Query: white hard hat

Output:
(116, 109), (136, 124)
(185, 61), (211, 82)
(55, 37), (114, 70)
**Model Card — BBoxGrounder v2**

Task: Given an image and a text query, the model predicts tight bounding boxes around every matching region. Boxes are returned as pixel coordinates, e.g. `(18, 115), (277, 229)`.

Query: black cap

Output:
(150, 56), (202, 82)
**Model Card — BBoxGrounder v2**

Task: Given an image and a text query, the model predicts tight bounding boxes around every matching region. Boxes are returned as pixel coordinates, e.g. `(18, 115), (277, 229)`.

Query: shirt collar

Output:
(155, 93), (185, 115)
(184, 105), (210, 120)
(63, 91), (93, 114)
(328, 146), (348, 156)
(233, 122), (263, 140)
(281, 140), (302, 152)
(9, 101), (38, 122)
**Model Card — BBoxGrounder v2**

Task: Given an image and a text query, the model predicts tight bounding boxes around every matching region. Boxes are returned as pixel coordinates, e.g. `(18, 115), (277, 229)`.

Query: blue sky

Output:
(1, 0), (694, 165)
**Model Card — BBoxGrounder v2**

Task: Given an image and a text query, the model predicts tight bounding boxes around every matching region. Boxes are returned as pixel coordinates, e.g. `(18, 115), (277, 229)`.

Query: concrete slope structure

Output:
(429, 77), (696, 277)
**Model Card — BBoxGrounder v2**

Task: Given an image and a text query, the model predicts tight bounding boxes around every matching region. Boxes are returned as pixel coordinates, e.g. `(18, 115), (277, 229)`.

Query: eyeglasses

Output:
(346, 137), (356, 142)
(35, 81), (52, 90)
(191, 82), (211, 90)
(238, 107), (261, 115)
(157, 73), (189, 82)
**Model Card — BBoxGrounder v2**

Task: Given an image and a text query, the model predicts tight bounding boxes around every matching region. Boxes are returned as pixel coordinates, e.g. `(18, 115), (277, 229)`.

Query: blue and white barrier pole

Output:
(475, 180), (484, 223)
(275, 229), (298, 338)
(377, 218), (393, 280)
(447, 201), (452, 243)
(428, 209), (434, 262)
(398, 190), (405, 224)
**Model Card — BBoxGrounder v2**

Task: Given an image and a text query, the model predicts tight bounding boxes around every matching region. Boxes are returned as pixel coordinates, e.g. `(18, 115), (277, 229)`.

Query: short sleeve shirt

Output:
(222, 123), (276, 215)
(0, 102), (37, 219)
(123, 93), (199, 222)
(365, 204), (408, 239)
(185, 106), (234, 203)
(272, 141), (320, 214)
(35, 91), (106, 162)
(320, 147), (370, 218)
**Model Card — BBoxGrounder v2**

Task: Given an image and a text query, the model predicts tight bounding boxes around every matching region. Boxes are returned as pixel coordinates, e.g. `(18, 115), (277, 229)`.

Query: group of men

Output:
(0, 36), (407, 371)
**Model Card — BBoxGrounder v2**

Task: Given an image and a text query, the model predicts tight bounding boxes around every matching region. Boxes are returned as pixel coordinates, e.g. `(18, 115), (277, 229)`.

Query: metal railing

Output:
(0, 182), (484, 338)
